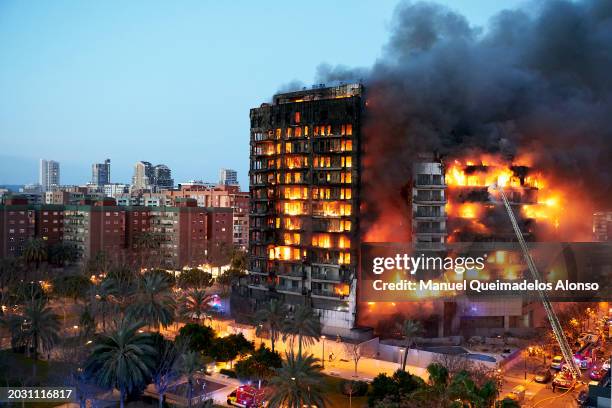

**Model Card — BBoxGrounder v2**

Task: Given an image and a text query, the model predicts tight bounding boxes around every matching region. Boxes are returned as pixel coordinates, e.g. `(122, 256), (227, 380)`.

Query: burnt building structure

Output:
(244, 83), (362, 335)
(411, 159), (543, 336)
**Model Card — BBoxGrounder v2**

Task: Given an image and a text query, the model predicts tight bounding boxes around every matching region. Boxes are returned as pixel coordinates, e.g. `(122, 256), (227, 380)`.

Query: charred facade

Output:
(244, 84), (362, 335)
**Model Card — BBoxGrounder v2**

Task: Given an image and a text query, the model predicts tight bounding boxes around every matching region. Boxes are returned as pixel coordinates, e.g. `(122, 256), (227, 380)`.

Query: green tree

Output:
(47, 242), (78, 267)
(8, 280), (47, 305)
(101, 264), (137, 310)
(398, 320), (423, 371)
(267, 352), (328, 408)
(0, 258), (22, 307)
(7, 298), (60, 360)
(179, 288), (214, 321)
(495, 398), (520, 408)
(22, 238), (47, 271)
(368, 370), (424, 407)
(133, 232), (162, 269)
(85, 251), (111, 276)
(254, 298), (287, 353)
(209, 333), (254, 364)
(177, 268), (213, 289)
(84, 319), (156, 408)
(177, 323), (216, 354)
(52, 274), (91, 303)
(235, 344), (282, 388)
(126, 269), (176, 329)
(283, 304), (321, 355)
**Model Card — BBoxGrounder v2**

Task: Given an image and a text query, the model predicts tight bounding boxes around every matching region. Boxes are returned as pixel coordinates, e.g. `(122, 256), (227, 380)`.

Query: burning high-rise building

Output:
(243, 83), (362, 336)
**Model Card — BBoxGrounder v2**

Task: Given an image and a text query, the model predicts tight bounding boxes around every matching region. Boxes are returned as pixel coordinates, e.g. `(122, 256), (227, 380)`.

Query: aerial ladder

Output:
(496, 185), (581, 379)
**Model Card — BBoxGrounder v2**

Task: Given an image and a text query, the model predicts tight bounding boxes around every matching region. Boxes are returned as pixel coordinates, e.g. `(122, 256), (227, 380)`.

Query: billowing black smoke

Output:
(316, 0), (612, 241)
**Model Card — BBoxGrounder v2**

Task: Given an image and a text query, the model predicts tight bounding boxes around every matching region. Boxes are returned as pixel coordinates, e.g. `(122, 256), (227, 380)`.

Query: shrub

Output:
(219, 368), (236, 378)
(340, 379), (368, 396)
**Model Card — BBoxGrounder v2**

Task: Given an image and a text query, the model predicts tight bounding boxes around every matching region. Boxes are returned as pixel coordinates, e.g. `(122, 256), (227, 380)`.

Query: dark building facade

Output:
(244, 83), (362, 335)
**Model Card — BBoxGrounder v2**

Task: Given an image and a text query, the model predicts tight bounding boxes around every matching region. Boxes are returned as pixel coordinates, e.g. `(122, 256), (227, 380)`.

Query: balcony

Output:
(311, 289), (346, 300)
(414, 227), (447, 235)
(311, 271), (342, 282)
(276, 285), (304, 295)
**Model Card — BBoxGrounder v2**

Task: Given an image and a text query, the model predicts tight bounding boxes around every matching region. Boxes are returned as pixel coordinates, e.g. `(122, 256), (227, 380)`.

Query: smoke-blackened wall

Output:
(317, 0), (612, 242)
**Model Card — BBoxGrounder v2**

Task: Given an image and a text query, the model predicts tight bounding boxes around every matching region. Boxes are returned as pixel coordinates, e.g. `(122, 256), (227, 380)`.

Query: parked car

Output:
(502, 385), (526, 403)
(589, 366), (608, 381)
(534, 368), (552, 383)
(550, 355), (564, 370)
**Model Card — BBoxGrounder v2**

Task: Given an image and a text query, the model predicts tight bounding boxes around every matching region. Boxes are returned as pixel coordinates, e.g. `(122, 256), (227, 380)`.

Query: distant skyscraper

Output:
(132, 161), (153, 190)
(219, 168), (238, 186)
(39, 159), (60, 192)
(132, 161), (173, 190)
(153, 164), (174, 189)
(92, 159), (111, 186)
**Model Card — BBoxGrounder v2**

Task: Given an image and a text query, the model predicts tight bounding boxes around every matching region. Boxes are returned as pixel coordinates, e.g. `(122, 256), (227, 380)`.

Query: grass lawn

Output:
(323, 375), (368, 408)
(0, 350), (71, 384)
(0, 350), (75, 407)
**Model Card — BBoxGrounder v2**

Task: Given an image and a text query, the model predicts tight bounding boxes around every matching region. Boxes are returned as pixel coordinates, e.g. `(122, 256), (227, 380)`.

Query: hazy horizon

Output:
(0, 0), (525, 188)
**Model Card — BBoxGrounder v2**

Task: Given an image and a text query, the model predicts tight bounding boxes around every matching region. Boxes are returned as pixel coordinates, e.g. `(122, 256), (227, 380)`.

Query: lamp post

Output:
(321, 335), (326, 369)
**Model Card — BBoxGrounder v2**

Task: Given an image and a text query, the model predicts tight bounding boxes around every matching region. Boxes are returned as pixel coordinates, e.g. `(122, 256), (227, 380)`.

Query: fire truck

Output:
(226, 385), (266, 407)
(574, 342), (596, 369)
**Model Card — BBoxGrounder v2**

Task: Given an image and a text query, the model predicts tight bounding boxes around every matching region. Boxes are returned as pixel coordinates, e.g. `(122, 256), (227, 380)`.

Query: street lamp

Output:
(321, 335), (326, 369)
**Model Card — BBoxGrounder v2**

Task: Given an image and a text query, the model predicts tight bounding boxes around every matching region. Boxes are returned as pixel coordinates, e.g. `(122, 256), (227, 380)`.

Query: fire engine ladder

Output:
(496, 185), (581, 378)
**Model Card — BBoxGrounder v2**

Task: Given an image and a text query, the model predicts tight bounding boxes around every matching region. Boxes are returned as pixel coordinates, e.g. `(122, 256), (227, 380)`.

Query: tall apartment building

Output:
(245, 83), (362, 335)
(153, 164), (174, 189)
(92, 159), (111, 186)
(231, 192), (249, 250)
(131, 161), (174, 191)
(36, 205), (64, 246)
(0, 198), (36, 258)
(166, 184), (249, 250)
(132, 161), (154, 190)
(219, 168), (239, 187)
(63, 200), (127, 260)
(411, 162), (447, 245)
(205, 207), (233, 265)
(39, 159), (60, 192)
(411, 160), (540, 336)
(593, 211), (612, 242)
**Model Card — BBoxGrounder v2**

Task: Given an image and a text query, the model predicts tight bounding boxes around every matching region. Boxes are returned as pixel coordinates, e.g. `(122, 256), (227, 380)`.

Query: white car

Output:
(603, 359), (610, 371)
(550, 355), (564, 370)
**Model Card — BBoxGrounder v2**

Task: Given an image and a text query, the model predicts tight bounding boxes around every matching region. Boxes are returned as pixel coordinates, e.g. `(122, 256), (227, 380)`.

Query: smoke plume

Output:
(317, 0), (612, 242)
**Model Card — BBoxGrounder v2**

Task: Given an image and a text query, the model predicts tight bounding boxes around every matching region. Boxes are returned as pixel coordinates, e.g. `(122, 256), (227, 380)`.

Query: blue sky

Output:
(0, 0), (525, 188)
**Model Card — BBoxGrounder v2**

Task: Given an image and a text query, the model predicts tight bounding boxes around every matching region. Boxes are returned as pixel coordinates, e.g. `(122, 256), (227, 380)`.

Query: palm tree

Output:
(179, 288), (213, 322)
(126, 270), (176, 329)
(84, 319), (156, 408)
(90, 282), (115, 331)
(283, 304), (321, 355)
(254, 299), (287, 353)
(398, 319), (423, 371)
(267, 352), (328, 408)
(178, 350), (202, 408)
(48, 243), (78, 267)
(22, 238), (47, 272)
(8, 298), (60, 360)
(101, 264), (136, 311)
(133, 232), (162, 269)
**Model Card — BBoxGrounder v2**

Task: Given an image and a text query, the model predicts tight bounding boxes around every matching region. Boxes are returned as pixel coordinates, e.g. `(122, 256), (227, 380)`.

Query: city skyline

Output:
(0, 0), (524, 188)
